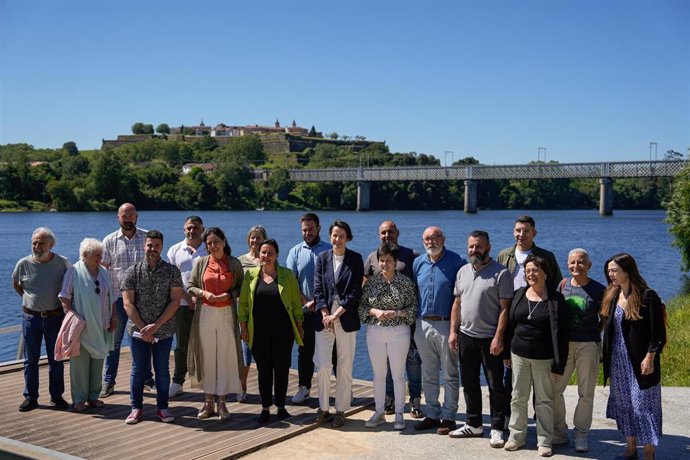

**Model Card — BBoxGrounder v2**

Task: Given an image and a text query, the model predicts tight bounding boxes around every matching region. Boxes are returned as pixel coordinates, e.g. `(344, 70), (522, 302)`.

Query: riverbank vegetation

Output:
(0, 139), (678, 212)
(662, 291), (690, 386)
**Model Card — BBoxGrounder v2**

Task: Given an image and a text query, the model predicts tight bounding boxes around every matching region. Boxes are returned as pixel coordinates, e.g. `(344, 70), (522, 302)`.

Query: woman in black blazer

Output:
(312, 219), (363, 429)
(602, 253), (664, 460)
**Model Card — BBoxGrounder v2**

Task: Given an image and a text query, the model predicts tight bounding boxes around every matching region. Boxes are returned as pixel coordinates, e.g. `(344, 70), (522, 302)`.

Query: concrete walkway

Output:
(244, 385), (690, 459)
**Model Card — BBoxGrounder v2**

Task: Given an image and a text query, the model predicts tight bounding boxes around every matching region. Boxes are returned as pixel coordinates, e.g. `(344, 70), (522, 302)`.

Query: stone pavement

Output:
(244, 385), (690, 460)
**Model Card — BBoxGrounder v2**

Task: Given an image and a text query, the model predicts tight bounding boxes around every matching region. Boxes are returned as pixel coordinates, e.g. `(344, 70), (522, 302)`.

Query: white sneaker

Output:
(394, 413), (406, 430)
(574, 436), (589, 452)
(236, 391), (247, 403)
(292, 385), (310, 404)
(490, 429), (505, 448)
(168, 383), (183, 398)
(365, 411), (386, 428)
(449, 423), (484, 438)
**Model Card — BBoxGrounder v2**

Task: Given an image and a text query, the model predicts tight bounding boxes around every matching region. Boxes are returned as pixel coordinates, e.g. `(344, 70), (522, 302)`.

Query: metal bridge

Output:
(287, 160), (686, 182)
(283, 159), (686, 214)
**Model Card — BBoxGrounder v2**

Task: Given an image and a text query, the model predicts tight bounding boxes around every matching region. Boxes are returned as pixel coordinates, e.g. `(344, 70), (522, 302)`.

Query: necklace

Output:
(527, 299), (542, 320)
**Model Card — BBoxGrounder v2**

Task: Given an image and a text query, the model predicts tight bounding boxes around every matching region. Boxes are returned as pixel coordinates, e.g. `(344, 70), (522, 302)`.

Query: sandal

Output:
(217, 401), (230, 421)
(198, 400), (216, 419)
(332, 411), (346, 428)
(73, 402), (88, 412)
(88, 399), (105, 408)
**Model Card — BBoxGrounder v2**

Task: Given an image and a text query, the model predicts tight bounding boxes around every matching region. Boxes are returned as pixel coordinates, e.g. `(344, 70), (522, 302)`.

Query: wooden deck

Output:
(0, 349), (373, 459)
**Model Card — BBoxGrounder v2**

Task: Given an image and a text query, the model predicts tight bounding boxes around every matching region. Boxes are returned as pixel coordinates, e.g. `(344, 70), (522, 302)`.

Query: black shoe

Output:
(18, 398), (38, 412)
(50, 396), (69, 409)
(436, 419), (457, 435)
(414, 417), (441, 431)
(277, 408), (291, 420)
(614, 451), (639, 460)
(258, 409), (270, 424)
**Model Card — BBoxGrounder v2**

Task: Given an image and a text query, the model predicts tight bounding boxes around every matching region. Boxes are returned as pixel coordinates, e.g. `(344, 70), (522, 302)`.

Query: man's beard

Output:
(469, 252), (487, 266)
(425, 246), (442, 257)
(121, 222), (135, 232)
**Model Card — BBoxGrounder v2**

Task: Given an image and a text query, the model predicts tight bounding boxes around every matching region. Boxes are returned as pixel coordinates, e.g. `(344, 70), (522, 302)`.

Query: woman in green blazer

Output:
(239, 239), (304, 423)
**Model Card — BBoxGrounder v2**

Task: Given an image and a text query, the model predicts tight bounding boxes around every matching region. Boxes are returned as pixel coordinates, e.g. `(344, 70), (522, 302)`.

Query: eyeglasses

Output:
(94, 279), (100, 295)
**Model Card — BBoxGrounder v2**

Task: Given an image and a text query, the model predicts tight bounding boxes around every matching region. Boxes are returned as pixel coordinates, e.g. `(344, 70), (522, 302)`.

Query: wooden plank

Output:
(0, 348), (373, 460)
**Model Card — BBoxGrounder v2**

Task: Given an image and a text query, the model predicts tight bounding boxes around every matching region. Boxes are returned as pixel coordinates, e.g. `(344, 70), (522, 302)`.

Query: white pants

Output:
(366, 325), (410, 414)
(199, 305), (242, 396)
(314, 319), (357, 412)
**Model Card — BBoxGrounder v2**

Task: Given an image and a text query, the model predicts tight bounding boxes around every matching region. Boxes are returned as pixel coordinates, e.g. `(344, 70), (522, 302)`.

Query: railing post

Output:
(357, 182), (371, 211)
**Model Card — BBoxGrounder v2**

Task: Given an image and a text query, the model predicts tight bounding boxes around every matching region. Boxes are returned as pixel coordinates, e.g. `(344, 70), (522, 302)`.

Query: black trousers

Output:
(459, 332), (506, 430)
(252, 328), (294, 409)
(297, 311), (316, 388)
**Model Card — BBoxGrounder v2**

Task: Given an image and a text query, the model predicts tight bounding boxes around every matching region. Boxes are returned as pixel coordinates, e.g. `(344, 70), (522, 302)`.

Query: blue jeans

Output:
(22, 311), (64, 401)
(385, 338), (422, 400)
(130, 335), (173, 410)
(414, 318), (459, 421)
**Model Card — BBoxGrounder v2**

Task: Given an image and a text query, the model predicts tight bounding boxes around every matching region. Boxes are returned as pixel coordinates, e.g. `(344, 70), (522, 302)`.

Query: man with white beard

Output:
(412, 226), (466, 435)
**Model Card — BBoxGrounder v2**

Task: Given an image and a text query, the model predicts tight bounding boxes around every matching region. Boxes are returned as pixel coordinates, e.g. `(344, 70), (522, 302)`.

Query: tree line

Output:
(0, 137), (679, 213)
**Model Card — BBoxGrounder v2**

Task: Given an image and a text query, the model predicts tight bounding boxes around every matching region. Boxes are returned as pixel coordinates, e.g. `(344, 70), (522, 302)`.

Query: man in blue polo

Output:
(413, 226), (466, 435)
(286, 212), (331, 404)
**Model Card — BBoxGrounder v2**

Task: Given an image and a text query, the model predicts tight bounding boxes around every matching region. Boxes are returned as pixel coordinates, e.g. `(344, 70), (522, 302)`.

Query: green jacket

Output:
(496, 244), (563, 293)
(238, 265), (304, 348)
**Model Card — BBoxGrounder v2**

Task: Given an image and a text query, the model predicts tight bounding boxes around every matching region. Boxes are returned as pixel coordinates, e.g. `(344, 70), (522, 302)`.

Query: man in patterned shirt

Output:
(122, 230), (183, 425)
(100, 202), (150, 397)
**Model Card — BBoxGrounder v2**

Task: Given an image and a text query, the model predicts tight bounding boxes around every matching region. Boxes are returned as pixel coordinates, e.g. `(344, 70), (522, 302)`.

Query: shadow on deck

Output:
(0, 349), (373, 459)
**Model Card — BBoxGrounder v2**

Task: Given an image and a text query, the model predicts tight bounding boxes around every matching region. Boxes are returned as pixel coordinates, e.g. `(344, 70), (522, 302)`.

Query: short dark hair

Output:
(301, 212), (320, 226)
(202, 227), (231, 256)
(146, 229), (164, 242)
(184, 215), (203, 225)
(469, 230), (490, 243)
(524, 254), (548, 274)
(377, 242), (399, 261)
(329, 219), (353, 241)
(261, 238), (279, 255)
(515, 215), (535, 228)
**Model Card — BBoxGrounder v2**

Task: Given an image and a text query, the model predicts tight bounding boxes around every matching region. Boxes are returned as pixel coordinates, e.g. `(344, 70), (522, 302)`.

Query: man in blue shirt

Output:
(285, 213), (331, 404)
(413, 226), (466, 435)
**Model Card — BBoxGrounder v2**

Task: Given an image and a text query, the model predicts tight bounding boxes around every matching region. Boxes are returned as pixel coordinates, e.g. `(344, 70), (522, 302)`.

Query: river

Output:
(0, 209), (684, 379)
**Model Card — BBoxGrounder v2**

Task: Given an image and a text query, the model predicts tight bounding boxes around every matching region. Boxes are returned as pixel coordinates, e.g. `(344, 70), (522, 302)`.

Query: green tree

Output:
(156, 123), (171, 135)
(328, 132), (339, 140)
(62, 141), (79, 156)
(220, 135), (266, 165)
(213, 156), (256, 209)
(142, 124), (154, 135)
(131, 122), (145, 134)
(665, 163), (690, 270)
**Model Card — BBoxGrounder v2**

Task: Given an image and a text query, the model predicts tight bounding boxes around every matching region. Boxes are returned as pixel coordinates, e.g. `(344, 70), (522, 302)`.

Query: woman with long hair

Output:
(239, 239), (303, 423)
(187, 227), (245, 422)
(602, 253), (664, 460)
(504, 254), (568, 457)
(236, 225), (268, 402)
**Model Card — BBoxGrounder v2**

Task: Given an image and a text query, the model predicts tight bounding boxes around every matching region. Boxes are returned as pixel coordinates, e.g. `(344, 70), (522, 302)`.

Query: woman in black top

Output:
(504, 254), (568, 457)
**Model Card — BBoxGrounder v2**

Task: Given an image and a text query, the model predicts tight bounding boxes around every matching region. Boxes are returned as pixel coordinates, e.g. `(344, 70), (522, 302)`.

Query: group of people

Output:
(12, 206), (665, 460)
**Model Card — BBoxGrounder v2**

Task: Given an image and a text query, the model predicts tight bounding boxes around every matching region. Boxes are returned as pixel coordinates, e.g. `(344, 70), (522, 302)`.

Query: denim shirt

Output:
(413, 248), (466, 317)
(285, 238), (331, 301)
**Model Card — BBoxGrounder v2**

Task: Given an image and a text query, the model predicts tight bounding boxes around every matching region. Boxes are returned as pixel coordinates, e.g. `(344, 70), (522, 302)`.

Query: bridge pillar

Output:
(357, 181), (371, 211)
(599, 178), (613, 216)
(464, 180), (478, 213)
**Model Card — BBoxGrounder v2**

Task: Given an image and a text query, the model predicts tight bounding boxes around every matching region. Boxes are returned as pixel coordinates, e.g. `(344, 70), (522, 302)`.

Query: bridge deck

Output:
(0, 350), (373, 459)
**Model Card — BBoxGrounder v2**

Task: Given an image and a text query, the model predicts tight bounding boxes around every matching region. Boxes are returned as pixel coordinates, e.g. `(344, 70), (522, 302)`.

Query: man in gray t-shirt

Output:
(12, 227), (71, 412)
(448, 230), (513, 446)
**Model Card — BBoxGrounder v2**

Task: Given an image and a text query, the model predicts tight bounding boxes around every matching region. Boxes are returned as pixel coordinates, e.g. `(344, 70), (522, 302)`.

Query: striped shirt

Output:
(102, 227), (147, 295)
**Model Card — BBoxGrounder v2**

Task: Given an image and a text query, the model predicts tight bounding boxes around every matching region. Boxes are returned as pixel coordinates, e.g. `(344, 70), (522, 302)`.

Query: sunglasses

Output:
(94, 279), (100, 295)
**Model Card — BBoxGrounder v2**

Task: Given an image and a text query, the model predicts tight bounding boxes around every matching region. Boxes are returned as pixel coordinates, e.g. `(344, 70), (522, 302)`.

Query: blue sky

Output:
(1, 0), (688, 165)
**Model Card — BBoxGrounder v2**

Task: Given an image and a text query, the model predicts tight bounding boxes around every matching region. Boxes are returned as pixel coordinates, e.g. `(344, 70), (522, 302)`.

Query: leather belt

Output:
(22, 306), (64, 318)
(422, 315), (450, 321)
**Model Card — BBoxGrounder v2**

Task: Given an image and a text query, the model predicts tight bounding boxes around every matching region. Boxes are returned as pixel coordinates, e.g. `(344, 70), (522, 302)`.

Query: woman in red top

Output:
(187, 227), (244, 421)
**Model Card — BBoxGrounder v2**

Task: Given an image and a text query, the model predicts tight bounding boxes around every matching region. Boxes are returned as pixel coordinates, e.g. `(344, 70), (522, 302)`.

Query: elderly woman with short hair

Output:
(59, 238), (116, 412)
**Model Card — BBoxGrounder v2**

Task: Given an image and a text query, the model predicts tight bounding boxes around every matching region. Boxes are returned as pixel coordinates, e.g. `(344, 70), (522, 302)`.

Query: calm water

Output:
(0, 209), (684, 379)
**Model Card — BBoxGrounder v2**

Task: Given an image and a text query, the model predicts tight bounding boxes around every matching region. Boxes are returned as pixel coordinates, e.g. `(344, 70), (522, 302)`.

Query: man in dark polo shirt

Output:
(122, 230), (183, 425)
